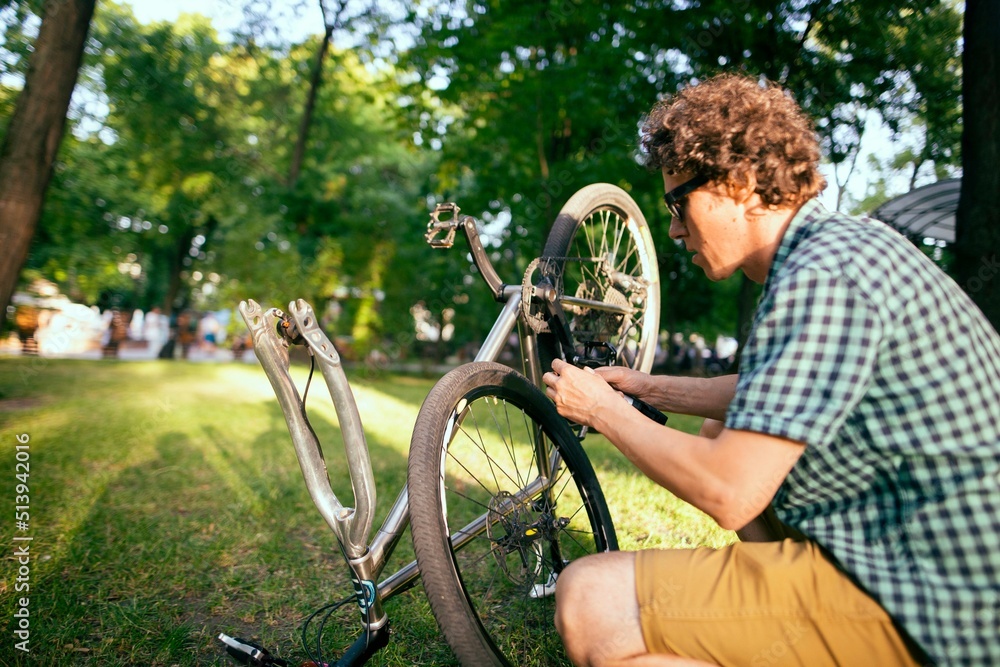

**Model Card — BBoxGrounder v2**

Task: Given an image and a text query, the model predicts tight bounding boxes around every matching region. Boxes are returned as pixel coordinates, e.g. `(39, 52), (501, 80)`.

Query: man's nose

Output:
(668, 214), (685, 240)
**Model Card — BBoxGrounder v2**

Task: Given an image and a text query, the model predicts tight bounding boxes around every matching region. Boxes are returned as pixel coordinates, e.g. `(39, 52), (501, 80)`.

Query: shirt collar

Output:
(763, 198), (830, 293)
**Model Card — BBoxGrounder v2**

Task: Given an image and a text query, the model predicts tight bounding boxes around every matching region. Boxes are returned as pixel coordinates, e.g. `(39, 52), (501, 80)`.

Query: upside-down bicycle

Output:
(225, 183), (661, 666)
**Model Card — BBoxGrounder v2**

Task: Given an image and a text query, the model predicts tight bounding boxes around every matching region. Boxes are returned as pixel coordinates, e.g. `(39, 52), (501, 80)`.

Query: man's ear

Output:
(726, 171), (758, 204)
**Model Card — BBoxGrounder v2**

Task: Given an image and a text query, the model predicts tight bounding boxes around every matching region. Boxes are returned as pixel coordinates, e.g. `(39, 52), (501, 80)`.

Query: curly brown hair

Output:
(640, 73), (826, 207)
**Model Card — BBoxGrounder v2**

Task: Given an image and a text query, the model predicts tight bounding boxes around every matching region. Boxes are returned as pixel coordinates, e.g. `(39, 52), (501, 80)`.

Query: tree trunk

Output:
(288, 24), (334, 192)
(0, 0), (97, 315)
(163, 228), (195, 316)
(161, 215), (218, 315)
(955, 0), (1000, 331)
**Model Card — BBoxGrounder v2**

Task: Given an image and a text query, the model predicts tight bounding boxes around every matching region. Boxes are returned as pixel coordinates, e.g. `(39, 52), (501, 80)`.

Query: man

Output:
(543, 73), (1000, 666)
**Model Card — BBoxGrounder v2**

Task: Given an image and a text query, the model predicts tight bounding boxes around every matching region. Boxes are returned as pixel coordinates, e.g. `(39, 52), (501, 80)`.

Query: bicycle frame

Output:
(236, 204), (640, 665)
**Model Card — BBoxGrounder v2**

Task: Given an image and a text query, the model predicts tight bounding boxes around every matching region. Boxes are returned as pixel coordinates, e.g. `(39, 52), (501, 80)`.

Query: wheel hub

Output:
(486, 491), (568, 586)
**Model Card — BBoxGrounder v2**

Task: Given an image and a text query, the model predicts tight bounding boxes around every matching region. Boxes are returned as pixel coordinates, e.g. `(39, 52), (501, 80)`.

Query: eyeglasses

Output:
(663, 175), (709, 220)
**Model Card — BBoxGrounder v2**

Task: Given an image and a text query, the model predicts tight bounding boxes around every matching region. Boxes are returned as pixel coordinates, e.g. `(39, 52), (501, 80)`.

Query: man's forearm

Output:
(646, 374), (737, 421)
(589, 399), (803, 531)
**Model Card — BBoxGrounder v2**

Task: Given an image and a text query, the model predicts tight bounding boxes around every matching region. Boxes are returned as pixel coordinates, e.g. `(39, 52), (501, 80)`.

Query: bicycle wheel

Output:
(539, 183), (660, 373)
(408, 362), (617, 667)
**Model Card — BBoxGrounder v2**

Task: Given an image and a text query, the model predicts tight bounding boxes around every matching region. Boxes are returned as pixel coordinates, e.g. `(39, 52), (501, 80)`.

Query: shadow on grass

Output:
(3, 393), (453, 665)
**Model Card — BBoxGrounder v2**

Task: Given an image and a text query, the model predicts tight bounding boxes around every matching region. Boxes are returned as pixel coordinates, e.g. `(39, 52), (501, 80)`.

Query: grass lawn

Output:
(0, 357), (732, 666)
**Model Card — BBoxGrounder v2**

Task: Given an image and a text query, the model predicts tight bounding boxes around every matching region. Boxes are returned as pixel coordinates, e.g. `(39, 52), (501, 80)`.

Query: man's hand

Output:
(542, 358), (625, 426)
(593, 365), (652, 400)
(544, 362), (803, 531)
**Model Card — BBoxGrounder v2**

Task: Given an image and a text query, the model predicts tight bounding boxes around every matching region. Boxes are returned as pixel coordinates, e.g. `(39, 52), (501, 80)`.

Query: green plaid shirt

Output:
(727, 199), (1000, 665)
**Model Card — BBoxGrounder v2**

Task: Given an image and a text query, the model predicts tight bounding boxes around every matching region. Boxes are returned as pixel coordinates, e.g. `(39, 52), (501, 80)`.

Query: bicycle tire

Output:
(408, 362), (617, 667)
(539, 183), (660, 374)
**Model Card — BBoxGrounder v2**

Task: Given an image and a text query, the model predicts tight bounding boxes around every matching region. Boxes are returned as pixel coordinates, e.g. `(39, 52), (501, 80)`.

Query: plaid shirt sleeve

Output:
(726, 267), (883, 447)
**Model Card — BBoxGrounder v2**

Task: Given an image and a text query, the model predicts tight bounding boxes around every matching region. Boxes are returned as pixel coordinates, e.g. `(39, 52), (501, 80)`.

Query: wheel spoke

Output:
(538, 184), (659, 378)
(428, 383), (610, 665)
(457, 413), (524, 492)
(465, 405), (506, 492)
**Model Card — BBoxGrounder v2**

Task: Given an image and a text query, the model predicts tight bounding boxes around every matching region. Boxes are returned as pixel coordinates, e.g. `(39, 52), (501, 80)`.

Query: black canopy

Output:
(871, 178), (960, 243)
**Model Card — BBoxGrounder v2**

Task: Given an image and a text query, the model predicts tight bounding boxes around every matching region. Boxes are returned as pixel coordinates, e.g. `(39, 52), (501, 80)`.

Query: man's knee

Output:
(699, 417), (725, 438)
(554, 557), (592, 647)
(556, 552), (644, 666)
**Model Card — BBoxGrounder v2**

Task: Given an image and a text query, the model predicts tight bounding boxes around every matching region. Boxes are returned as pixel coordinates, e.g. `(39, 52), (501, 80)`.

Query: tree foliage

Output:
(2, 0), (971, 354)
(403, 0), (964, 340)
(11, 1), (436, 354)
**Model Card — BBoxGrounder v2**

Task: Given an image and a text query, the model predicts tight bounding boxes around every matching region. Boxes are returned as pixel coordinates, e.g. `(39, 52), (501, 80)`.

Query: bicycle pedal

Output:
(218, 633), (289, 667)
(426, 203), (461, 247)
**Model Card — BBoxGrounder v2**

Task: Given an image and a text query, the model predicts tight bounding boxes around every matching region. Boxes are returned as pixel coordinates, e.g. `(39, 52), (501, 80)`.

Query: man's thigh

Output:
(636, 539), (921, 666)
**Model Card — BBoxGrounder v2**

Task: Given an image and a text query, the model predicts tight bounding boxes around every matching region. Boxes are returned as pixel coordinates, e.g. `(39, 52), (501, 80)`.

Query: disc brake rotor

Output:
(486, 491), (542, 587)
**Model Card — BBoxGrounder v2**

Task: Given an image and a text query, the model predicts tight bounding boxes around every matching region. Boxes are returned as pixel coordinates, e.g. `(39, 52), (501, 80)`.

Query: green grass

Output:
(0, 357), (732, 666)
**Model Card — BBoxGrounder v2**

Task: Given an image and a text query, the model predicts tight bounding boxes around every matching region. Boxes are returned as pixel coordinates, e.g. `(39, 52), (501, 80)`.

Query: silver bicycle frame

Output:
(238, 287), (526, 626)
(235, 193), (654, 667)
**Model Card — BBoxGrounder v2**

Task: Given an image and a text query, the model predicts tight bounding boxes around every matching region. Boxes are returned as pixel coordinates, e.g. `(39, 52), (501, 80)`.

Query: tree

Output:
(955, 0), (1000, 330)
(0, 0), (96, 315)
(86, 7), (288, 314)
(25, 134), (147, 305)
(286, 0), (377, 192)
(17, 2), (436, 357)
(405, 0), (963, 349)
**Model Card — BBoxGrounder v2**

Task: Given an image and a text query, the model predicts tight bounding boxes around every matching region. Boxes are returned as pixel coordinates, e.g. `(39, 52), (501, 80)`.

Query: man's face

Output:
(663, 170), (748, 281)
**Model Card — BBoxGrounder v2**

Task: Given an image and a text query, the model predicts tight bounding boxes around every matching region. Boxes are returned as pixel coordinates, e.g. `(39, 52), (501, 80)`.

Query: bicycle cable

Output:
(302, 593), (353, 665)
(302, 353), (315, 410)
(281, 322), (374, 665)
(298, 353), (336, 666)
(303, 538), (376, 664)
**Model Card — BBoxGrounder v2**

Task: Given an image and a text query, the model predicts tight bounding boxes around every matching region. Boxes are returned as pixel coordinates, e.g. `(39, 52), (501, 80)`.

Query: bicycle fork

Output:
(238, 299), (396, 664)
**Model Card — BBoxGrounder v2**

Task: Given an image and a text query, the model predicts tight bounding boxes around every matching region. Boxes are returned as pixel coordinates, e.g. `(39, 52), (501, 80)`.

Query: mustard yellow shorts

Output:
(635, 539), (923, 666)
